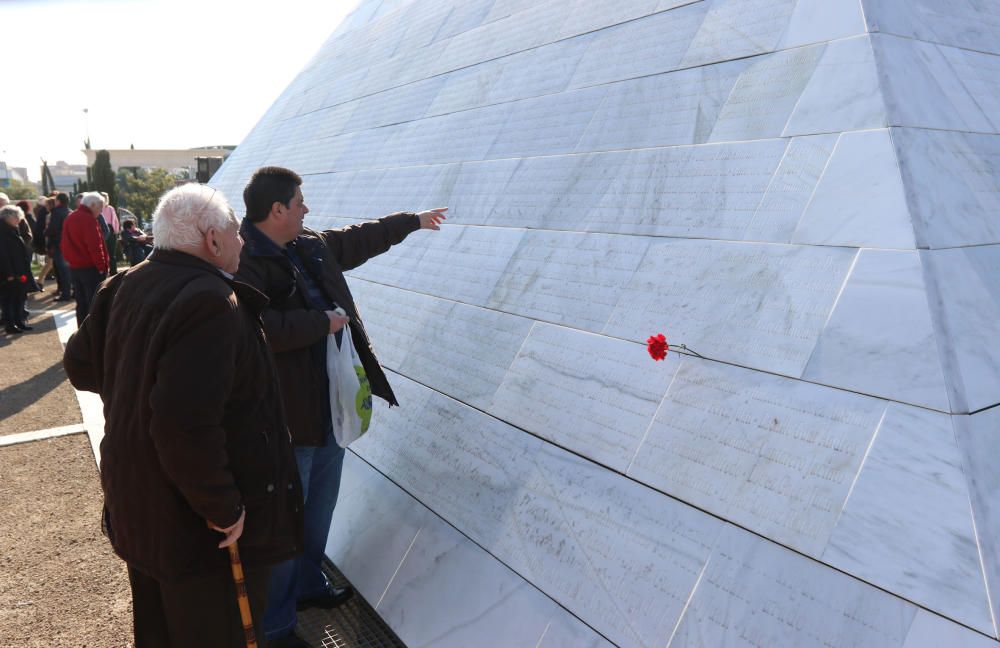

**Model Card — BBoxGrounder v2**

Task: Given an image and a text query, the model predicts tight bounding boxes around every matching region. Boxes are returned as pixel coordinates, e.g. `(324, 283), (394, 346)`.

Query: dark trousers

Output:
(127, 563), (270, 648)
(52, 248), (71, 299)
(1, 292), (26, 328)
(106, 234), (119, 275)
(70, 267), (103, 324)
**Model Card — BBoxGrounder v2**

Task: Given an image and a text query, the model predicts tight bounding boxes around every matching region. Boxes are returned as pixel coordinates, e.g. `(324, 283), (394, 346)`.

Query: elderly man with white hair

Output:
(64, 183), (303, 647)
(61, 191), (109, 322)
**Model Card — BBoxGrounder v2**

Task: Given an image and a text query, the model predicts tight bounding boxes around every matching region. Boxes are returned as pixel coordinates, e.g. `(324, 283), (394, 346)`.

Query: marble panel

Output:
(380, 103), (510, 168)
(425, 61), (506, 117)
(587, 139), (787, 239)
(954, 407), (1000, 639)
(393, 291), (532, 410)
(802, 250), (951, 411)
(536, 609), (616, 648)
(782, 36), (887, 137)
(442, 159), (521, 225)
(342, 76), (446, 132)
(322, 169), (386, 218)
(901, 611), (999, 648)
(483, 0), (541, 23)
(363, 165), (446, 218)
(430, 0), (496, 44)
(376, 517), (557, 648)
(776, 0), (866, 49)
(357, 44), (444, 98)
(744, 134), (838, 243)
(605, 239), (856, 377)
(487, 230), (650, 331)
(354, 374), (724, 648)
(485, 35), (595, 106)
(793, 129), (916, 249)
(347, 224), (526, 307)
(708, 43), (825, 142)
(568, 5), (707, 89)
(669, 525), (918, 648)
(938, 44), (1000, 133)
(629, 359), (885, 555)
(873, 35), (995, 133)
(922, 246), (1000, 413)
(679, 0), (796, 69)
(576, 61), (747, 152)
(823, 403), (992, 633)
(331, 127), (398, 171)
(861, 0), (1000, 57)
(893, 129), (1000, 249)
(487, 87), (607, 159)
(488, 323), (681, 471)
(323, 452), (429, 606)
(485, 153), (586, 230)
(557, 0), (664, 40)
(342, 279), (442, 371)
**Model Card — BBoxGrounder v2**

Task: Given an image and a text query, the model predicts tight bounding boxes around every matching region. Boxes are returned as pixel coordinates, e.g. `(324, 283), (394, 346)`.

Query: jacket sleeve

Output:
(83, 219), (109, 274)
(235, 258), (329, 353)
(64, 272), (124, 393)
(322, 212), (420, 271)
(147, 290), (244, 528)
(46, 213), (62, 248)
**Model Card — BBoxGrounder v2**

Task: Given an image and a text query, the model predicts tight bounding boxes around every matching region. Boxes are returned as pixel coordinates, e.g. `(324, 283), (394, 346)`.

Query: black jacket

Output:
(235, 213), (420, 446)
(46, 204), (69, 250)
(0, 223), (32, 296)
(64, 250), (303, 582)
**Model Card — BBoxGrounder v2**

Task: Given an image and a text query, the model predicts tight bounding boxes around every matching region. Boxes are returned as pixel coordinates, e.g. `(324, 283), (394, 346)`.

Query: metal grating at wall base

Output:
(296, 560), (407, 648)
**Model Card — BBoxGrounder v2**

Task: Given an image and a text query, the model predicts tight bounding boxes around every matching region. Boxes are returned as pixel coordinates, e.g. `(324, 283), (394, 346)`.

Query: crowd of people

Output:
(0, 190), (154, 334)
(58, 167), (446, 647)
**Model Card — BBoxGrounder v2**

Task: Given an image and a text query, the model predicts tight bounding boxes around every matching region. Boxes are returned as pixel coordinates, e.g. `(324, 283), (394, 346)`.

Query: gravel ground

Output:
(0, 434), (132, 647)
(0, 293), (82, 436)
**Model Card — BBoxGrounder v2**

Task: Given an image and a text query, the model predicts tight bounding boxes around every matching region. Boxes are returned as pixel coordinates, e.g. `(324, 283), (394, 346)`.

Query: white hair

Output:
(152, 184), (236, 250)
(0, 192), (9, 206)
(81, 192), (105, 208)
(0, 204), (24, 222)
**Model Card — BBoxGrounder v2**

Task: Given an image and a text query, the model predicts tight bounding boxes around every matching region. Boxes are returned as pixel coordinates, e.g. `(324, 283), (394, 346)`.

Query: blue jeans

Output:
(52, 249), (71, 299)
(263, 429), (345, 640)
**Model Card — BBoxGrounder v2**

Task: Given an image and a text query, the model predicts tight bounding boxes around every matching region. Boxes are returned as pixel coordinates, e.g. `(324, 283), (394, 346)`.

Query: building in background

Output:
(84, 146), (234, 180)
(46, 160), (89, 193)
(0, 162), (30, 188)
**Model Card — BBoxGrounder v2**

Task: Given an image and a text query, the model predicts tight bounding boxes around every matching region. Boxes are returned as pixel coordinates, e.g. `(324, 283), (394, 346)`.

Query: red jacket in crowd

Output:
(61, 205), (109, 274)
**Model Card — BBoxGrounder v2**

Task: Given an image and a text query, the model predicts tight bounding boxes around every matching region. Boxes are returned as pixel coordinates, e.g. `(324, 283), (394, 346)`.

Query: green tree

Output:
(1, 178), (40, 200)
(92, 150), (117, 206)
(117, 168), (178, 223)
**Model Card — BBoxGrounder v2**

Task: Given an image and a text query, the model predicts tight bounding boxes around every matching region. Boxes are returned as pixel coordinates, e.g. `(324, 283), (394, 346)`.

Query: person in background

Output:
(121, 219), (154, 266)
(15, 200), (41, 292)
(61, 191), (108, 323)
(1, 204), (35, 333)
(100, 192), (120, 274)
(46, 193), (73, 302)
(35, 197), (55, 290)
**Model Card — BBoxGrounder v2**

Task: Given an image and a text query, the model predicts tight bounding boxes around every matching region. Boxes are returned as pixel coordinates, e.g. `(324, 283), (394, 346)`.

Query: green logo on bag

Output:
(354, 364), (372, 433)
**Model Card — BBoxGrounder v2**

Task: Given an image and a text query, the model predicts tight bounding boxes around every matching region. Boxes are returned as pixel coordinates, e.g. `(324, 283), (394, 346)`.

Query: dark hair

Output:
(243, 166), (302, 223)
(123, 220), (135, 230)
(55, 192), (69, 206)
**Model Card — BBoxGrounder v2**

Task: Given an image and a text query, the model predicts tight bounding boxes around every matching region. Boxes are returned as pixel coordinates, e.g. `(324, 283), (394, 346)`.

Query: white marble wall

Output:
(213, 0), (1000, 644)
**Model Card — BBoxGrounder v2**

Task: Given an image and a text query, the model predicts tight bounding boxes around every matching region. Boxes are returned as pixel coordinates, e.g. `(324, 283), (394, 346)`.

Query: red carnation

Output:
(647, 333), (668, 361)
(18, 275), (27, 284)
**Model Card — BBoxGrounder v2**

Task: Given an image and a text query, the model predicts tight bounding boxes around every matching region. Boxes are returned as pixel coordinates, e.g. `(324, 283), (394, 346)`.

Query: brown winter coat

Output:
(63, 249), (303, 582)
(235, 213), (420, 446)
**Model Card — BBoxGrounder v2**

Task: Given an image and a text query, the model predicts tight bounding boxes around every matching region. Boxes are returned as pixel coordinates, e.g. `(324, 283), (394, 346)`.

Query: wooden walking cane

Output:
(228, 541), (259, 648)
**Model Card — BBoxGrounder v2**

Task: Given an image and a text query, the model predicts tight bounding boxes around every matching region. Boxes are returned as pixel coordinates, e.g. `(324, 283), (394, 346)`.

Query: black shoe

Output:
(54, 296), (73, 302)
(296, 585), (353, 611)
(5, 325), (22, 335)
(16, 323), (33, 331)
(269, 631), (313, 648)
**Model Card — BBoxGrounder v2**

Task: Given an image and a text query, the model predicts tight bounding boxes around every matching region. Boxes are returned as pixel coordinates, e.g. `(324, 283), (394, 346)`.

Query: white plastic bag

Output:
(327, 323), (373, 447)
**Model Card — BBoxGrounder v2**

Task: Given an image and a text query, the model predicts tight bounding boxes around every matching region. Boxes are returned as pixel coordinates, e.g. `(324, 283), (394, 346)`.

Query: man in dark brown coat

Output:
(235, 166), (445, 648)
(64, 183), (303, 647)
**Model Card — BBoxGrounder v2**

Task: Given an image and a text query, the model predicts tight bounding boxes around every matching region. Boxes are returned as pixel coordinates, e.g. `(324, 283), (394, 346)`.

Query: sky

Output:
(0, 0), (354, 181)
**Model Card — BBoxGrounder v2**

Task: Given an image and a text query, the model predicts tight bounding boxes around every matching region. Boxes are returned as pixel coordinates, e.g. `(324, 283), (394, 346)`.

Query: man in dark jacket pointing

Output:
(64, 183), (302, 647)
(235, 166), (445, 648)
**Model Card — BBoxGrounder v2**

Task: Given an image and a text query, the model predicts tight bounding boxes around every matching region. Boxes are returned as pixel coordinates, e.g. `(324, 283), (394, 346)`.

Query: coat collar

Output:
(147, 248), (270, 315)
(240, 218), (324, 260)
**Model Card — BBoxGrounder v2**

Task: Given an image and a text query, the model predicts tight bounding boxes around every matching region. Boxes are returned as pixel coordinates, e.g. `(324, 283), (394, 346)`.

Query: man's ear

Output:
(269, 201), (285, 220)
